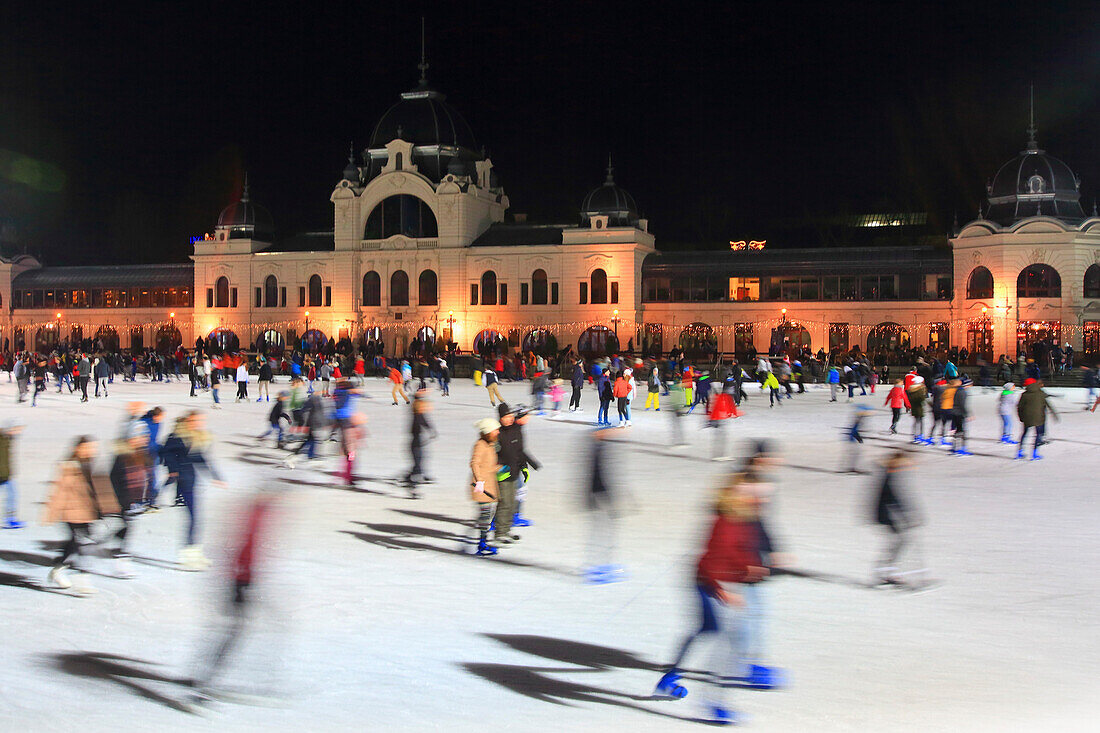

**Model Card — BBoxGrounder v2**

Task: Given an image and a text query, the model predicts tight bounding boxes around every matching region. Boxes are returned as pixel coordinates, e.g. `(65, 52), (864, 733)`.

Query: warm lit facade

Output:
(4, 78), (1100, 363)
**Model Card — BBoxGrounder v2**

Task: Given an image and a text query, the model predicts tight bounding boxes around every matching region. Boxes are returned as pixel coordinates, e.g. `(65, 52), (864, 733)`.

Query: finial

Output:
(605, 153), (614, 184)
(242, 172), (250, 202)
(952, 211), (958, 230)
(1026, 84), (1038, 149)
(1093, 199), (1097, 217)
(348, 141), (355, 164)
(417, 17), (429, 85)
(397, 124), (404, 140)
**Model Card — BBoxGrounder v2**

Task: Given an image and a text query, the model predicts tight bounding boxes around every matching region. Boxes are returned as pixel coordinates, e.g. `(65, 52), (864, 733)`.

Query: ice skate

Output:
(739, 664), (787, 690)
(114, 557), (136, 578)
(653, 670), (688, 699)
(3, 518), (25, 529)
(48, 566), (72, 589)
(703, 704), (739, 726)
(475, 539), (498, 556)
(512, 513), (532, 527)
(70, 572), (96, 596)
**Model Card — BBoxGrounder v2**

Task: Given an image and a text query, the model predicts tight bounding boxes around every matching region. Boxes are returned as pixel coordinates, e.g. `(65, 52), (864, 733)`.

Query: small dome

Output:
(985, 133), (1084, 224)
(342, 144), (360, 183)
(216, 179), (274, 240)
(581, 161), (638, 226)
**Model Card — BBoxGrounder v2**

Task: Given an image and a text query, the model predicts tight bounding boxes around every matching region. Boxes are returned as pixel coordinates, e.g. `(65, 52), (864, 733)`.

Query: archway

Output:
(259, 329), (285, 357)
(678, 322), (717, 361)
(207, 327), (239, 354)
(578, 325), (619, 359)
(155, 325), (181, 354)
(408, 326), (436, 357)
(300, 329), (328, 353)
(966, 266), (994, 299)
(522, 328), (558, 357)
(770, 322), (811, 355)
(1017, 264), (1061, 298)
(474, 329), (505, 357)
(866, 322), (909, 353)
(95, 326), (120, 353)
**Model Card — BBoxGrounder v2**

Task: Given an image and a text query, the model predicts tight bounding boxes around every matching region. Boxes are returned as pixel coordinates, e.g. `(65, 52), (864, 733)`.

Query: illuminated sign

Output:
(729, 240), (766, 250)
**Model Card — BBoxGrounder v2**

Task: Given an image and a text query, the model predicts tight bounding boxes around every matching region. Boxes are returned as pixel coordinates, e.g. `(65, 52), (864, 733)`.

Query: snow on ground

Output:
(1, 374), (1098, 731)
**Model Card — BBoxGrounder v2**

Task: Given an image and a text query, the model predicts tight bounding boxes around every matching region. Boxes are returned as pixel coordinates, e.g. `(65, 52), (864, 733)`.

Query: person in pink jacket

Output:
(884, 379), (911, 434)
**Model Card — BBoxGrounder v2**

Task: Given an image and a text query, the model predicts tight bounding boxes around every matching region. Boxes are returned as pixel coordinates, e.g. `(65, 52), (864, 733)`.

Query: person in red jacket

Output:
(884, 379), (911, 434)
(653, 460), (777, 725)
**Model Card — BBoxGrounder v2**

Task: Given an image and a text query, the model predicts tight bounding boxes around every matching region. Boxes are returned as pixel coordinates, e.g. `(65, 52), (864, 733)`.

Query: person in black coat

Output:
(870, 450), (928, 587)
(569, 360), (585, 412)
(494, 403), (540, 540)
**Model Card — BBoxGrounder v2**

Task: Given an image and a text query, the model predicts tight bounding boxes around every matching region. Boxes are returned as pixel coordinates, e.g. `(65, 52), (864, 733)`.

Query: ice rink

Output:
(1, 374), (1098, 731)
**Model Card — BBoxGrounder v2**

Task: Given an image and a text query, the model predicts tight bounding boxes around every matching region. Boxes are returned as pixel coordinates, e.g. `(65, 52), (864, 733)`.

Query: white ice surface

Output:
(1, 376), (1098, 731)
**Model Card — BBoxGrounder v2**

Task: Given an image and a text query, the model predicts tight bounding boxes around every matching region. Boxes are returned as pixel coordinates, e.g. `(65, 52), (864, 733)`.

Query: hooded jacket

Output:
(1016, 382), (1056, 427)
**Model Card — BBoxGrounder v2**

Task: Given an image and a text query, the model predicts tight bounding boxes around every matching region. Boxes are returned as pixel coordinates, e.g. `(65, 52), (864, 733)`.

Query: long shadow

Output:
(484, 634), (660, 671)
(0, 570), (51, 592)
(772, 567), (872, 589)
(51, 651), (197, 714)
(389, 508), (474, 527)
(340, 529), (576, 577)
(0, 549), (57, 567)
(236, 454), (284, 467)
(460, 662), (686, 721)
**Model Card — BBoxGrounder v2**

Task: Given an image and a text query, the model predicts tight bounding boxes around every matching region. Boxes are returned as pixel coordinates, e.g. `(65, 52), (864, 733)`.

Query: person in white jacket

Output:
(235, 361), (250, 402)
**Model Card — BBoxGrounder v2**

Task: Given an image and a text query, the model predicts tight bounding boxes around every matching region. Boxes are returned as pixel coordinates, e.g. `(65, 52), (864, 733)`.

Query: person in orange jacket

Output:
(389, 365), (409, 406)
(884, 379), (911, 434)
(613, 371), (632, 426)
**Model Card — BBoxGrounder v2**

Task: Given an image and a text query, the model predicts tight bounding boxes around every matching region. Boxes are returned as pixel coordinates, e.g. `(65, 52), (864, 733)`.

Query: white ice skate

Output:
(48, 566), (72, 589)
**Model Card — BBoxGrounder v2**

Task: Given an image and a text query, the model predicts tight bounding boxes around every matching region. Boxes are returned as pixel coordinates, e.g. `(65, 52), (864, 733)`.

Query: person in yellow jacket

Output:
(761, 371), (782, 408)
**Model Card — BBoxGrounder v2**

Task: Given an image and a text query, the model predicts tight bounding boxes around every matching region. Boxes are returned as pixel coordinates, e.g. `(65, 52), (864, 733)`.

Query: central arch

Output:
(578, 325), (619, 359)
(364, 195), (439, 239)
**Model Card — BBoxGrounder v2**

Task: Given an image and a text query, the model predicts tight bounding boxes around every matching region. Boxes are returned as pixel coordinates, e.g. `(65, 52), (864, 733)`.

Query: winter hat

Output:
(475, 418), (501, 435)
(908, 376), (925, 386)
(497, 402), (512, 419)
(1023, 378), (1037, 386)
(1003, 382), (1015, 390)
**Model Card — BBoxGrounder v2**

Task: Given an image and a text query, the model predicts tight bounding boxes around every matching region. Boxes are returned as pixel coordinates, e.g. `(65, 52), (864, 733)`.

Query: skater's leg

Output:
(667, 584), (720, 671)
(193, 585), (250, 690)
(181, 487), (198, 546)
(495, 480), (516, 538)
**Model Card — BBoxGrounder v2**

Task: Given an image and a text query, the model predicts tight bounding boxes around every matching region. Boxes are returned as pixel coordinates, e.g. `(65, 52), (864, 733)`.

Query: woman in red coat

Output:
(884, 379), (911, 434)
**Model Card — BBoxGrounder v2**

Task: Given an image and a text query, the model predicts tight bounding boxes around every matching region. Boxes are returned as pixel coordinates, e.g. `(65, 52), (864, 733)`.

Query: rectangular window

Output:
(255, 287), (262, 307)
(879, 275), (897, 300)
(734, 323), (754, 354)
(671, 276), (689, 302)
(91, 289), (103, 307)
(838, 277), (858, 300)
(780, 279), (801, 301)
(829, 323), (849, 351)
(500, 283), (508, 305)
(207, 289), (214, 308)
(470, 283), (479, 306)
(551, 282), (559, 305)
(821, 277), (838, 300)
(861, 276), (878, 300)
(579, 282), (588, 304)
(898, 274), (920, 300)
(762, 277), (781, 300)
(280, 287), (287, 307)
(230, 288), (238, 308)
(800, 278), (819, 300)
(611, 281), (619, 304)
(298, 287), (306, 307)
(33, 289), (44, 308)
(325, 286), (332, 307)
(936, 277), (952, 299)
(521, 282), (529, 305)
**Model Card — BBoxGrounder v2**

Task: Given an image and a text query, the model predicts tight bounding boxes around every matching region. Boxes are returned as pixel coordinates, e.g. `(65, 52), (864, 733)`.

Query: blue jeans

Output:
(598, 400), (611, 424)
(668, 583), (762, 680)
(1000, 414), (1012, 437)
(260, 422), (285, 445)
(179, 486), (197, 545)
(1, 480), (16, 518)
(145, 466), (159, 506)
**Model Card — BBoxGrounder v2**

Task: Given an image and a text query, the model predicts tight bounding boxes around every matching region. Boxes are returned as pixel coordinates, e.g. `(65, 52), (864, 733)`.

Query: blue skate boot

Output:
(743, 664), (787, 690)
(704, 705), (740, 726)
(476, 539), (498, 556)
(653, 670), (688, 699)
(512, 513), (532, 528)
(3, 518), (25, 529)
(1031, 450), (1043, 461)
(1015, 449), (1025, 460)
(584, 564), (627, 584)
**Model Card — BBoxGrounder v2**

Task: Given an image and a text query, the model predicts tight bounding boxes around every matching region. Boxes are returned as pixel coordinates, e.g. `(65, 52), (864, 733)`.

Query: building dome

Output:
(369, 83), (477, 151)
(216, 179), (274, 240)
(985, 130), (1084, 224)
(581, 161), (638, 226)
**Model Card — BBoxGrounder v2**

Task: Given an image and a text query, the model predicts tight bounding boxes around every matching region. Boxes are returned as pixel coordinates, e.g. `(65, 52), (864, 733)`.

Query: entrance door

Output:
(966, 321), (993, 362)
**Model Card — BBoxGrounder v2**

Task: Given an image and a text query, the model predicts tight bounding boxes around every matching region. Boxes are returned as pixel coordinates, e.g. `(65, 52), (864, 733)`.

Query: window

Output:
(308, 275), (323, 307)
(255, 287), (262, 307)
(264, 275), (279, 307)
(500, 283), (508, 305)
(362, 271), (381, 306)
(1017, 264), (1061, 298)
(551, 282), (559, 305)
(325, 286), (332, 307)
(390, 270), (410, 306)
(298, 287), (306, 307)
(470, 283), (479, 305)
(480, 271), (497, 306)
(967, 266), (994, 299)
(280, 287), (286, 307)
(230, 288), (237, 308)
(590, 268), (608, 304)
(520, 283), (529, 305)
(1085, 265), (1100, 298)
(206, 288), (213, 308)
(579, 282), (588, 304)
(611, 281), (619, 304)
(729, 277), (760, 301)
(418, 269), (438, 306)
(734, 324), (755, 354)
(531, 269), (548, 305)
(363, 195), (438, 239)
(215, 276), (230, 308)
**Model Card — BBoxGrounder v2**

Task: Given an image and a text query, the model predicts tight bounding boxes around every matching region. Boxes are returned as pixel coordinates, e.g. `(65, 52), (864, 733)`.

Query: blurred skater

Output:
(582, 424), (626, 583)
(469, 418), (501, 556)
(161, 411), (224, 569)
(870, 450), (933, 589)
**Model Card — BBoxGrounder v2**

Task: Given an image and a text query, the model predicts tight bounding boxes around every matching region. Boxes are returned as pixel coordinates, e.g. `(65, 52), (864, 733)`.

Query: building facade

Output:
(3, 77), (1100, 364)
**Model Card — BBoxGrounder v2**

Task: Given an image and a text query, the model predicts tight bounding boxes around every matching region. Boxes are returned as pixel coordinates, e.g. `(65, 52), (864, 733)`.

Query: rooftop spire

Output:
(348, 140), (355, 164)
(417, 17), (429, 86)
(1026, 84), (1038, 150)
(242, 172), (250, 203)
(605, 153), (615, 184)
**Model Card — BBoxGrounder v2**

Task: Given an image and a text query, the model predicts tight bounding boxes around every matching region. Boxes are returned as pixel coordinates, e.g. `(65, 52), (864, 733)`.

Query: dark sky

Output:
(3, 2), (1100, 265)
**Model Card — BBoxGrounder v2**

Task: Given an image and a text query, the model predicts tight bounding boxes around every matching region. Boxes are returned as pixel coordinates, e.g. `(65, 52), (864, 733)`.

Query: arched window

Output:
(215, 276), (230, 308)
(481, 270), (498, 306)
(474, 329), (505, 356)
(390, 270), (409, 306)
(522, 328), (558, 357)
(308, 274), (323, 307)
(363, 271), (381, 306)
(264, 275), (278, 307)
(1017, 264), (1061, 298)
(590, 268), (608, 304)
(866, 322), (910, 352)
(966, 266), (994, 299)
(679, 322), (718, 360)
(1085, 265), (1100, 298)
(578, 325), (619, 358)
(531, 268), (548, 305)
(418, 269), (438, 306)
(363, 195), (439, 239)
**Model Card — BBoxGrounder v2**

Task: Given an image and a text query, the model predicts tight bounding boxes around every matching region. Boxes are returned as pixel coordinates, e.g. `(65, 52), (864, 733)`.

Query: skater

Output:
(1016, 378), (1058, 460)
(108, 432), (149, 578)
(14, 355), (30, 403)
(997, 383), (1018, 444)
(569, 359), (585, 412)
(469, 418), (501, 556)
(653, 457), (778, 724)
(827, 364), (841, 402)
(949, 377), (972, 456)
(0, 421), (25, 528)
(761, 370), (782, 407)
(256, 357), (273, 401)
(43, 436), (120, 594)
(884, 379), (910, 434)
(257, 392), (290, 448)
(499, 404), (540, 528)
(235, 360), (249, 402)
(844, 403), (874, 473)
(613, 371), (631, 426)
(596, 368), (613, 426)
(209, 360), (221, 408)
(645, 364), (661, 410)
(284, 391), (327, 466)
(906, 376), (929, 444)
(582, 423), (627, 584)
(339, 412), (366, 488)
(928, 378), (951, 446)
(389, 364), (410, 406)
(548, 378), (566, 417)
(93, 353), (110, 397)
(483, 363), (503, 406)
(870, 449), (932, 588)
(493, 405), (528, 543)
(160, 411), (224, 569)
(406, 389), (437, 494)
(138, 407), (166, 510)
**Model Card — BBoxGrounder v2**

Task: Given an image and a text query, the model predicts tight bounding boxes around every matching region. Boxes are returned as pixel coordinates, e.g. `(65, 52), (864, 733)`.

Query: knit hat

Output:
(1023, 378), (1037, 386)
(497, 402), (512, 418)
(475, 418), (501, 435)
(908, 375), (925, 386)
(1003, 382), (1015, 390)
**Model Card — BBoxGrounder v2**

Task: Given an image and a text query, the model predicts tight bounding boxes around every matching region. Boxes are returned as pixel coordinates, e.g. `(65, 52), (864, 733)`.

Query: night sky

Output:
(3, 2), (1100, 265)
